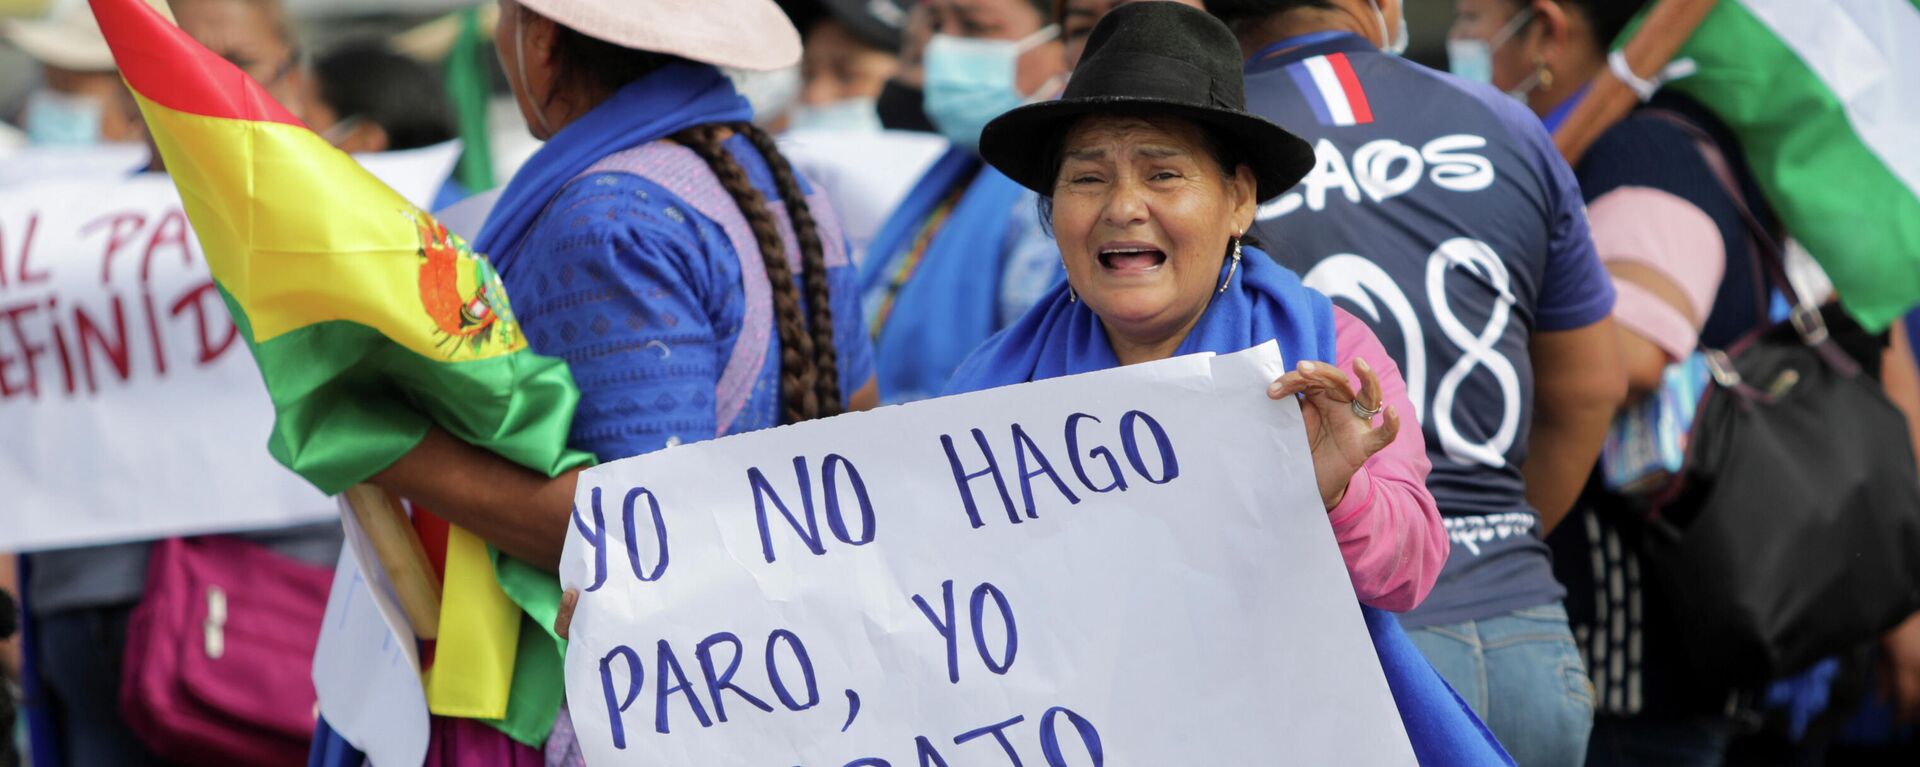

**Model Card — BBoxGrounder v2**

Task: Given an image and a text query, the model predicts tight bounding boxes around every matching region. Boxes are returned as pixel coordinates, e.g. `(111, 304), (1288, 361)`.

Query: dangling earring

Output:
(1063, 258), (1077, 302)
(1217, 234), (1243, 294)
(1535, 59), (1554, 91)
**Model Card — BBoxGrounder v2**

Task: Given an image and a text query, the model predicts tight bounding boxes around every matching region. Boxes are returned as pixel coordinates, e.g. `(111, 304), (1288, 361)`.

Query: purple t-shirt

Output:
(1244, 33), (1614, 627)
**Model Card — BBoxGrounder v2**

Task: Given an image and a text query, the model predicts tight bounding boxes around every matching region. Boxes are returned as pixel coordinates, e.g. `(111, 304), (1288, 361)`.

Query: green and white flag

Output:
(1654, 0), (1920, 331)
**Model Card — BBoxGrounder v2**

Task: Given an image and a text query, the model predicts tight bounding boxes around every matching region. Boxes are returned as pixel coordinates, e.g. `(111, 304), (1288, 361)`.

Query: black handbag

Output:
(1635, 111), (1920, 689)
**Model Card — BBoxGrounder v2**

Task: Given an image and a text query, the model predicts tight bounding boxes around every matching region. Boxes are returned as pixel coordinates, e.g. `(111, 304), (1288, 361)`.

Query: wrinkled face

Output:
(800, 18), (900, 105)
(1051, 114), (1257, 347)
(1450, 0), (1537, 91)
(1060, 0), (1201, 69)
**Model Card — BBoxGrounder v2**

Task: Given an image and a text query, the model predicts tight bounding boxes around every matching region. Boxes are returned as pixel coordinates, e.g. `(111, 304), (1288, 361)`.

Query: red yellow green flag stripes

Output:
(91, 0), (586, 745)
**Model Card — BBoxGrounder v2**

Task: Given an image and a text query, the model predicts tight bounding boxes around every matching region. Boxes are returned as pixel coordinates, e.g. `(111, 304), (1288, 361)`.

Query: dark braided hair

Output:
(739, 123), (843, 418)
(544, 13), (844, 424)
(673, 124), (843, 423)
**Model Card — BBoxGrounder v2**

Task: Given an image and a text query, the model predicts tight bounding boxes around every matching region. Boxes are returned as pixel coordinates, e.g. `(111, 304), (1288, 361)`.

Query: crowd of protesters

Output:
(2, 0), (1917, 764)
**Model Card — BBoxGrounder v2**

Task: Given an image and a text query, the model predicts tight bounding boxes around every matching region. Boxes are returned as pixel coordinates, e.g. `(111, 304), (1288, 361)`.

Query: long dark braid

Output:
(673, 124), (827, 423)
(540, 15), (844, 422)
(740, 123), (842, 418)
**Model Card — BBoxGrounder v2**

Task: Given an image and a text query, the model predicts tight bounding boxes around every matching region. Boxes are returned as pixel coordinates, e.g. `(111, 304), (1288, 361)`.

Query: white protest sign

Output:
(561, 343), (1416, 766)
(312, 499), (432, 767)
(0, 143), (461, 550)
(0, 144), (150, 189)
(434, 184), (501, 230)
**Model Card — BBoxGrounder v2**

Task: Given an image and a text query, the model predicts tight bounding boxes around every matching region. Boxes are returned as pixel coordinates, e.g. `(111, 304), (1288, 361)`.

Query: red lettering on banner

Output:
(0, 301), (46, 399)
(48, 297), (76, 395)
(141, 209), (193, 283)
(0, 214), (51, 291)
(171, 281), (237, 364)
(142, 289), (168, 376)
(75, 295), (132, 392)
(83, 211), (147, 284)
(18, 214), (49, 286)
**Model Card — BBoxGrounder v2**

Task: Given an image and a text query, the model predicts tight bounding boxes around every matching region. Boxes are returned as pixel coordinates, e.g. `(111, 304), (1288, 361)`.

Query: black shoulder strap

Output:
(1638, 108), (1850, 369)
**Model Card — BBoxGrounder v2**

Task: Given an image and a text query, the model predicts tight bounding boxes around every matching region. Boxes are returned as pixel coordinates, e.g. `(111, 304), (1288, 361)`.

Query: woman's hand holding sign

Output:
(555, 589), (578, 640)
(1269, 358), (1400, 510)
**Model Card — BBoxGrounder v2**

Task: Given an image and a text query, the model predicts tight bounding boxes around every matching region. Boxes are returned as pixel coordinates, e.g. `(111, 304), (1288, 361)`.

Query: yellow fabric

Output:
(425, 526), (522, 718)
(139, 94), (525, 362)
(0, 0), (56, 18)
(138, 94), (523, 719)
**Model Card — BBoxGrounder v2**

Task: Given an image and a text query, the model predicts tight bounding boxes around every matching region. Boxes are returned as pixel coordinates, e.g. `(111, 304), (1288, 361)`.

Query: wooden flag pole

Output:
(343, 484), (442, 639)
(1552, 0), (1719, 165)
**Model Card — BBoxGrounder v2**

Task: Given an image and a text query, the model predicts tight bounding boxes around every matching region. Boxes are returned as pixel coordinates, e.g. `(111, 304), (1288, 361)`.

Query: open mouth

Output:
(1098, 245), (1168, 273)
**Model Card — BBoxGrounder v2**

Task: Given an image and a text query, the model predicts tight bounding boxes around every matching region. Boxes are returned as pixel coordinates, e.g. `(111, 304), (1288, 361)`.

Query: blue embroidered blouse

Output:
(499, 134), (875, 460)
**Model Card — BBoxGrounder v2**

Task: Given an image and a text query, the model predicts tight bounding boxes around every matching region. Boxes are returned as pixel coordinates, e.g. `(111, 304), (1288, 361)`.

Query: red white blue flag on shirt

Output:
(1288, 52), (1374, 126)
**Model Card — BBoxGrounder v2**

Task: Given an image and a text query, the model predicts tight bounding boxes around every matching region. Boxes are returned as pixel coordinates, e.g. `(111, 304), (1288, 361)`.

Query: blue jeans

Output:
(1407, 602), (1595, 767)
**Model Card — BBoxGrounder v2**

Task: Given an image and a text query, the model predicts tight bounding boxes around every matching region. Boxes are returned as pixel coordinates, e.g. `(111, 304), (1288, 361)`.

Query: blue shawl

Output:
(947, 247), (1514, 766)
(861, 146), (1032, 402)
(475, 61), (753, 271)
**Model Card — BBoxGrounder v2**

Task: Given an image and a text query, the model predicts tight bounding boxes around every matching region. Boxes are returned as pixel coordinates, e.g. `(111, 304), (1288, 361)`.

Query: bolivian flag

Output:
(1639, 0), (1920, 330)
(91, 0), (586, 746)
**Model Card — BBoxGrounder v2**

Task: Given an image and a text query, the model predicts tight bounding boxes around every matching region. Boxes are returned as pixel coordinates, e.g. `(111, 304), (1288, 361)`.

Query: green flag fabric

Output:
(1648, 0), (1920, 331)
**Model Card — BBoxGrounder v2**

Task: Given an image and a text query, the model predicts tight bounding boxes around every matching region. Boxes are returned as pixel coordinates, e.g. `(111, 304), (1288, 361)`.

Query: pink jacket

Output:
(1324, 308), (1448, 612)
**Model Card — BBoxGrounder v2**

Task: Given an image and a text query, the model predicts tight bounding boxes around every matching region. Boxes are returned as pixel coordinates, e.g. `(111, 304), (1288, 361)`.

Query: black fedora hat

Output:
(979, 1), (1313, 202)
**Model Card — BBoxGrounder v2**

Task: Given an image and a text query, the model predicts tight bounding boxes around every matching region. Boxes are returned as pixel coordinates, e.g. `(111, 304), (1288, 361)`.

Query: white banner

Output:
(0, 144), (150, 189)
(313, 499), (432, 767)
(0, 142), (461, 551)
(561, 344), (1416, 766)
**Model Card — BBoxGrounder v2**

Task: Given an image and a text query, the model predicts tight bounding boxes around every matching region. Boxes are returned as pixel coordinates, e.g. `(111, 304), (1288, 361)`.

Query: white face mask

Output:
(320, 115), (364, 148)
(1502, 70), (1543, 102)
(1369, 0), (1408, 56)
(725, 64), (803, 128)
(1446, 7), (1535, 87)
(786, 97), (883, 133)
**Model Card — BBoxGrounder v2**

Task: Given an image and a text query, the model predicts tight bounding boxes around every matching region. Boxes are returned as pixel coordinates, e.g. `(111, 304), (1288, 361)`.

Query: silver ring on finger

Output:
(1350, 398), (1382, 421)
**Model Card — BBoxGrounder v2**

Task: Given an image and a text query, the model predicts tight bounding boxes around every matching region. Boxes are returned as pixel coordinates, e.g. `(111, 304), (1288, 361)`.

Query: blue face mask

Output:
(1446, 38), (1494, 84)
(24, 90), (104, 147)
(923, 25), (1059, 153)
(787, 97), (883, 133)
(1447, 7), (1535, 87)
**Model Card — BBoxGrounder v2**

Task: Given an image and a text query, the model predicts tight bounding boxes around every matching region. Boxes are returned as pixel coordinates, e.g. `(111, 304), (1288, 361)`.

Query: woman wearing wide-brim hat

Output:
(952, 3), (1512, 762)
(356, 0), (880, 759)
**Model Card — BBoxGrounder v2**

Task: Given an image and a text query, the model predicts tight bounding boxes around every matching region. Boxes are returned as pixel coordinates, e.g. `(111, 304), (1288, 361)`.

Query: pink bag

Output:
(121, 536), (332, 765)
(424, 715), (545, 767)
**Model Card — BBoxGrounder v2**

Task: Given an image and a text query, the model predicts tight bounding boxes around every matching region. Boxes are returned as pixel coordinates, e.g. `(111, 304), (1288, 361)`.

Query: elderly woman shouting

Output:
(958, 2), (1438, 611)
(951, 3), (1510, 762)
